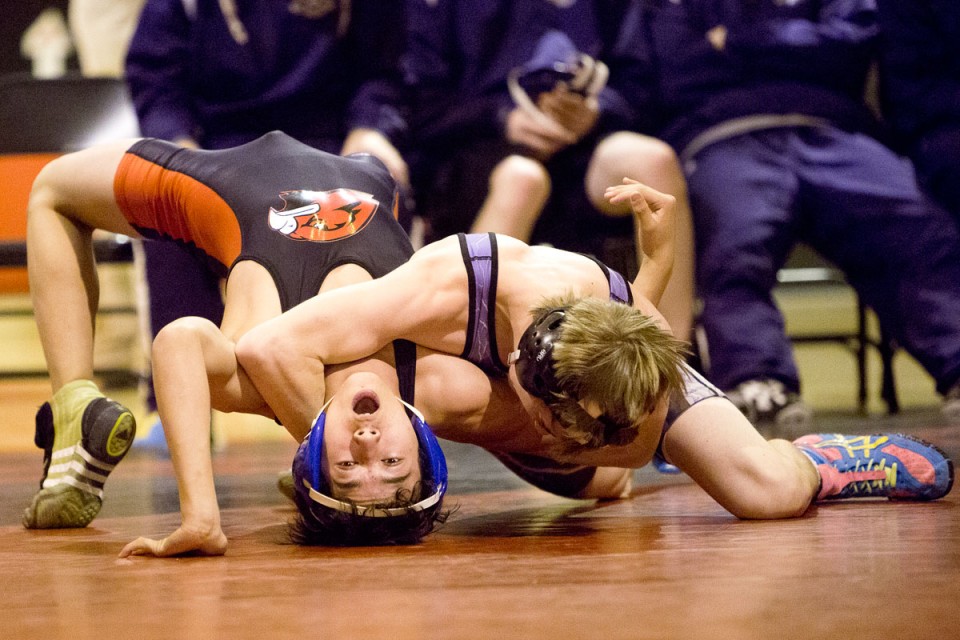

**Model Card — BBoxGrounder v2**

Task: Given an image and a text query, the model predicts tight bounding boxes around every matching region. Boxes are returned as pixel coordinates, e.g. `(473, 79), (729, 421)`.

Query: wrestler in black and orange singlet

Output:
(113, 131), (412, 311)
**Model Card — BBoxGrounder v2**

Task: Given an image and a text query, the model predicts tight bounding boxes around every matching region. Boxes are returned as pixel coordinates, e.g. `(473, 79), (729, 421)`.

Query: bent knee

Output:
(235, 325), (285, 373)
(26, 163), (64, 221)
(489, 155), (551, 199)
(587, 133), (685, 213)
(595, 132), (679, 172)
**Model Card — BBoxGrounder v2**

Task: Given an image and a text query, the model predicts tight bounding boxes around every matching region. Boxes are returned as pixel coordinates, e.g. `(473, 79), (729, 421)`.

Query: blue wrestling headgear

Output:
(292, 398), (448, 518)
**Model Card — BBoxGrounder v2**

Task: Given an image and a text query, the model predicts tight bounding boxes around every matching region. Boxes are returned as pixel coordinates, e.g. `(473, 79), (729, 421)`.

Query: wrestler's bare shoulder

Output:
(410, 235), (462, 259)
(500, 241), (611, 299)
(402, 236), (470, 292)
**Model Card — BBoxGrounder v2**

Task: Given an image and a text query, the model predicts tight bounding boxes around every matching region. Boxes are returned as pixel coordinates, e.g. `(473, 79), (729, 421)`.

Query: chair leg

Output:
(856, 299), (868, 414)
(879, 331), (900, 414)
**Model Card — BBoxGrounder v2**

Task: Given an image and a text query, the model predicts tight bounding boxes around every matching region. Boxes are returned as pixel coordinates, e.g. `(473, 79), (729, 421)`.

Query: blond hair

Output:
(532, 294), (688, 453)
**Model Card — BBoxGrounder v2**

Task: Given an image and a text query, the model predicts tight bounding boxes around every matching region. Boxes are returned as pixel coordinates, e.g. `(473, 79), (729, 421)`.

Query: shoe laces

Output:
(827, 435), (897, 493)
(842, 457), (897, 495)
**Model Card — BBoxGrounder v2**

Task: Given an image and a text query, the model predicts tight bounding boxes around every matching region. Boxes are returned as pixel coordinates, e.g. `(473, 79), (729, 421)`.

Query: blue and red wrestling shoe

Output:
(793, 433), (954, 501)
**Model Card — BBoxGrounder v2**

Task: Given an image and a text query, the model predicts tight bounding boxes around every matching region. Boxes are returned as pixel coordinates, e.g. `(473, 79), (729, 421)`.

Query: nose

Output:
(352, 425), (380, 444)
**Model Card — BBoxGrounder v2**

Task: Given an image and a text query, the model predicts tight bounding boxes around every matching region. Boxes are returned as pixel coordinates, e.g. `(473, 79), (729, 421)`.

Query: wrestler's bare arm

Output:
(119, 318), (236, 558)
(605, 179), (676, 308)
(119, 317), (285, 558)
(244, 242), (467, 363)
(120, 263), (284, 558)
(236, 239), (471, 433)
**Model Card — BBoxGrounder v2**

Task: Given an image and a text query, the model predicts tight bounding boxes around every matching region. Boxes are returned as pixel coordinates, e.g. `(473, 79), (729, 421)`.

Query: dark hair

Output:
(289, 442), (452, 546)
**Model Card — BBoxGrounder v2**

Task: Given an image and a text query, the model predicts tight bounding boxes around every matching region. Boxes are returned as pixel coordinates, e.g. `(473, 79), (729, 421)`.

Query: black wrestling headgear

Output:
(509, 307), (636, 447)
(511, 308), (567, 400)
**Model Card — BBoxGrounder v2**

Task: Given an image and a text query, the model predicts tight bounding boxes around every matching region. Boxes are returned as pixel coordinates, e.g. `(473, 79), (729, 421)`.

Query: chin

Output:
(341, 371), (391, 393)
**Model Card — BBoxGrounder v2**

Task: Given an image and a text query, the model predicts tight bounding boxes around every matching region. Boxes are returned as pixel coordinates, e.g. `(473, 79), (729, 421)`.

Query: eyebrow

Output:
(332, 472), (411, 493)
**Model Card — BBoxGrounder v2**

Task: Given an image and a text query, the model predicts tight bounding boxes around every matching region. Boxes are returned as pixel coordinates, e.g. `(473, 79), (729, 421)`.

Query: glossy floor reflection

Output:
(2, 403), (958, 640)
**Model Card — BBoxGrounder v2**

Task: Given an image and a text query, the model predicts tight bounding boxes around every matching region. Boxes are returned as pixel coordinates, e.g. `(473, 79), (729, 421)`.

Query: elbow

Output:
(579, 468), (633, 500)
(152, 317), (206, 359)
(235, 325), (285, 381)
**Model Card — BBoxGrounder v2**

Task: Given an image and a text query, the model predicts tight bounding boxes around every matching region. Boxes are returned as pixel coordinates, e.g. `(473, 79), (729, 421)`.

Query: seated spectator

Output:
(876, 0), (960, 228)
(403, 0), (694, 341)
(624, 0), (960, 434)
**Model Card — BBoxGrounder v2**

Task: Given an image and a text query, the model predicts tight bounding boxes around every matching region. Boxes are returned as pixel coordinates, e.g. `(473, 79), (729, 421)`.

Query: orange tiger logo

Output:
(268, 188), (379, 242)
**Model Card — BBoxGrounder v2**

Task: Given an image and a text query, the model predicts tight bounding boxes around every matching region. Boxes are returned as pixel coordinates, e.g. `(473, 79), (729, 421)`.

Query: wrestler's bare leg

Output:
(27, 140), (141, 389)
(661, 397), (819, 519)
(23, 140), (142, 528)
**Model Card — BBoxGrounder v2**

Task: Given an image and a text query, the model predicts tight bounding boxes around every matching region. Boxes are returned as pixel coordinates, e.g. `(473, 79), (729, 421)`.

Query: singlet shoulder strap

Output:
(392, 339), (417, 409)
(457, 233), (509, 377)
(582, 254), (633, 305)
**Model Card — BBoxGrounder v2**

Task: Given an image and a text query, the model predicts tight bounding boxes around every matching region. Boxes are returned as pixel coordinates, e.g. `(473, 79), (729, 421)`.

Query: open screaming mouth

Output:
(352, 390), (380, 414)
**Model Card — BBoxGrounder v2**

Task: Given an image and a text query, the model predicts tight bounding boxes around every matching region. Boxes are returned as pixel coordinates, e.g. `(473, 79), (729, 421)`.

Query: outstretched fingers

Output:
(119, 536), (166, 558)
(604, 178), (675, 214)
(119, 526), (227, 558)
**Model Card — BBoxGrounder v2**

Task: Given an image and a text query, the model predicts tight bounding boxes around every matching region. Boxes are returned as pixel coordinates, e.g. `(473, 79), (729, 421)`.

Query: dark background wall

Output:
(1, 1), (77, 74)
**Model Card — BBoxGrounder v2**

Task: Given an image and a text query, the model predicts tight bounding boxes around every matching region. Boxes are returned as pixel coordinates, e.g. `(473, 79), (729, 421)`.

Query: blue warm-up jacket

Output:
(625, 0), (882, 154)
(126, 0), (407, 149)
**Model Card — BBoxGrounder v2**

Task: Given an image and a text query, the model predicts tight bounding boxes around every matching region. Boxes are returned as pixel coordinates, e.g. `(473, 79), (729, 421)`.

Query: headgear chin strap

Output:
(507, 30), (609, 132)
(292, 398), (448, 518)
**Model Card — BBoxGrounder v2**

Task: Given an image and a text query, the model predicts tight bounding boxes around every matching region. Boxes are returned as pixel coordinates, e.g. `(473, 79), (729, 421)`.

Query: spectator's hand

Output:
(537, 85), (599, 143)
(119, 523), (227, 558)
(605, 178), (676, 270)
(505, 105), (577, 160)
(174, 136), (200, 149)
(341, 128), (410, 188)
(706, 25), (727, 51)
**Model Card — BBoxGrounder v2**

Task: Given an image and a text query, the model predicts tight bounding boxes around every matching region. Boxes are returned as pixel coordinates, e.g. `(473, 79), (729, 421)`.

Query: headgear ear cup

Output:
(307, 411), (326, 491)
(512, 309), (636, 447)
(401, 400), (449, 494)
(514, 308), (567, 400)
(291, 397), (336, 502)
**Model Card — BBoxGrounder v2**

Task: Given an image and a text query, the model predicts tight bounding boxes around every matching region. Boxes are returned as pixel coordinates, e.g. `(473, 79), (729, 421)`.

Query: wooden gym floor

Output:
(1, 274), (959, 639)
(1, 393), (959, 639)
